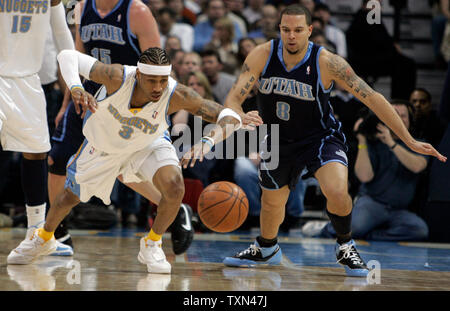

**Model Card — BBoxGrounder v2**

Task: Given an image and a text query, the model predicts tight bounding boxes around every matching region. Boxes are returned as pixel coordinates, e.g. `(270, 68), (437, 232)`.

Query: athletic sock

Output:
(256, 236), (278, 248)
(36, 227), (54, 242)
(145, 229), (162, 242)
(327, 210), (352, 244)
(26, 203), (46, 238)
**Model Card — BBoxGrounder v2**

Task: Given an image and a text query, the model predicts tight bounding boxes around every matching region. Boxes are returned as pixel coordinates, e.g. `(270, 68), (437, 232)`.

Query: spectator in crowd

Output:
(313, 2), (347, 58)
(194, 0), (243, 52)
(224, 0), (249, 35)
(178, 52), (203, 83)
(305, 100), (429, 241)
(147, 0), (165, 17)
(298, 0), (315, 14)
(200, 49), (236, 105)
(310, 28), (337, 54)
(164, 35), (183, 54)
(236, 37), (258, 73)
(248, 4), (280, 44)
(243, 0), (265, 29)
(346, 0), (417, 100)
(410, 88), (447, 146)
(168, 49), (186, 80)
(158, 7), (194, 52)
(165, 0), (197, 25)
(172, 71), (220, 187)
(430, 0), (450, 69)
(204, 16), (240, 75)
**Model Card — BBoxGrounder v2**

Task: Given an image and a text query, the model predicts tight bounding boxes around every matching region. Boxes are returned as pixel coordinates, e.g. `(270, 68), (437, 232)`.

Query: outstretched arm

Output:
(168, 83), (241, 167)
(320, 49), (447, 162)
(57, 50), (124, 115)
(223, 43), (268, 127)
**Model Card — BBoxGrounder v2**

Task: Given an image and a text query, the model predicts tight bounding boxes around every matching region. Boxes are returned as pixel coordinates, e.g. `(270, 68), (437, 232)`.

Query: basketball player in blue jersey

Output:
(222, 5), (447, 277)
(48, 0), (195, 255)
(0, 0), (75, 258)
(7, 47), (247, 274)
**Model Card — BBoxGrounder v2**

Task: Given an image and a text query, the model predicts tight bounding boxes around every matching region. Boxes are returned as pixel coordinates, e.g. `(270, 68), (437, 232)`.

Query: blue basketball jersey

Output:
(80, 0), (140, 93)
(257, 39), (344, 145)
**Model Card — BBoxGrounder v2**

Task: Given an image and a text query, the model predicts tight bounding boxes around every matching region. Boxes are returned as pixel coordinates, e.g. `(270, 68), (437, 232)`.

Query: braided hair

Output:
(138, 47), (171, 65)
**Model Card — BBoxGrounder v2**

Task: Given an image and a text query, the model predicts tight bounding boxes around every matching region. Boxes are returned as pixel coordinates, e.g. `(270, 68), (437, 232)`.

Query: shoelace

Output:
(337, 243), (364, 265)
(238, 244), (260, 257)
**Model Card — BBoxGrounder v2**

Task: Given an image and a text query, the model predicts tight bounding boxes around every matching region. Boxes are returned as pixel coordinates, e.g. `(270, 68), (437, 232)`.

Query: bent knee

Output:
(159, 175), (185, 201)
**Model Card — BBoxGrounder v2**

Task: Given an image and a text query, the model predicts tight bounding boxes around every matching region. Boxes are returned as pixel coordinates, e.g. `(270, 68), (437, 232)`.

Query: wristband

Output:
(70, 85), (84, 93)
(201, 136), (215, 148)
(217, 108), (242, 130)
(358, 144), (367, 150)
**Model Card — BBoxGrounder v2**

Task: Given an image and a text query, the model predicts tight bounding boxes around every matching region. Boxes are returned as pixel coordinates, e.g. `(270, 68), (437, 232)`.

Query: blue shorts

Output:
(259, 131), (348, 190)
(48, 101), (84, 176)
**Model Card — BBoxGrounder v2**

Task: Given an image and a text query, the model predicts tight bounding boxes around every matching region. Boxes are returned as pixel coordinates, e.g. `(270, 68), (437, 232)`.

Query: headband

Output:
(137, 62), (172, 76)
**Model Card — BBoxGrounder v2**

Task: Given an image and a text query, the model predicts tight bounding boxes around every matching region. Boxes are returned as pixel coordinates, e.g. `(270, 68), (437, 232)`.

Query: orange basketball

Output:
(197, 181), (249, 233)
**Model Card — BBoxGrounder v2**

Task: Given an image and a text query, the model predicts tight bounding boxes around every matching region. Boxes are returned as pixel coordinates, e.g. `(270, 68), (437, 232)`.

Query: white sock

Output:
(26, 203), (46, 238)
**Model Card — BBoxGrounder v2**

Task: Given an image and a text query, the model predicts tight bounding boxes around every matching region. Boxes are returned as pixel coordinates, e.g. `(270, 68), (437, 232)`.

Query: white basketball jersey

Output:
(0, 0), (51, 77)
(83, 65), (177, 154)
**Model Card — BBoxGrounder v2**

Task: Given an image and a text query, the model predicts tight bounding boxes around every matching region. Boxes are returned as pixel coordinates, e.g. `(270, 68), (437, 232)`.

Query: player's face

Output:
(279, 14), (312, 55)
(138, 72), (169, 102)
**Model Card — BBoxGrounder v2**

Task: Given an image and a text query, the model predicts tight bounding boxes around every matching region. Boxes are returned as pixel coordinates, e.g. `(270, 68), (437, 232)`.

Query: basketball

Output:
(197, 181), (249, 233)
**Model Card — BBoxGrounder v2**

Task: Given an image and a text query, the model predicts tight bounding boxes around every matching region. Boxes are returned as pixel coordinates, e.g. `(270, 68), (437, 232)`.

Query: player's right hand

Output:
(242, 110), (263, 130)
(70, 88), (98, 118)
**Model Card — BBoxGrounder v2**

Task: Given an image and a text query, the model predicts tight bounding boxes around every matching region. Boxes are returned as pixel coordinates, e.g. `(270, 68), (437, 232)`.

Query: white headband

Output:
(137, 62), (172, 76)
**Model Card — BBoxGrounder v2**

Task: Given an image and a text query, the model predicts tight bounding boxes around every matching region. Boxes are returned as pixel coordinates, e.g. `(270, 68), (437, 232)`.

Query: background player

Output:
(7, 47), (246, 274)
(0, 0), (75, 252)
(221, 4), (446, 277)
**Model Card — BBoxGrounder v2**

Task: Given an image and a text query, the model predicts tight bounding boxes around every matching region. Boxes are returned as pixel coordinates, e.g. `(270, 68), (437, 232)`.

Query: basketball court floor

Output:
(1, 227), (450, 291)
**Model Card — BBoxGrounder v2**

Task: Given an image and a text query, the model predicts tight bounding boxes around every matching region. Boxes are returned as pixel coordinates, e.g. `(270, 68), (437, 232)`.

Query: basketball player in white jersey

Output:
(7, 47), (261, 273)
(0, 0), (74, 252)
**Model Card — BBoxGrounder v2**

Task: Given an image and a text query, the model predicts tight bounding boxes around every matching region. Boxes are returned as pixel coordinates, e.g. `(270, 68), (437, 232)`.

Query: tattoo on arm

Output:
(177, 84), (221, 123)
(326, 54), (374, 99)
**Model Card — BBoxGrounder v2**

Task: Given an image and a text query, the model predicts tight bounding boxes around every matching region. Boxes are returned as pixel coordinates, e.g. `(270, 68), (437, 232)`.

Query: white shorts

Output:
(0, 74), (50, 153)
(65, 136), (181, 205)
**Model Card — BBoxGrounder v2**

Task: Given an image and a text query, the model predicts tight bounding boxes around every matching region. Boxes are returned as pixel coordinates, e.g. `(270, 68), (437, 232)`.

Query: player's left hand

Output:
(71, 88), (98, 118)
(407, 140), (447, 163)
(180, 140), (213, 169)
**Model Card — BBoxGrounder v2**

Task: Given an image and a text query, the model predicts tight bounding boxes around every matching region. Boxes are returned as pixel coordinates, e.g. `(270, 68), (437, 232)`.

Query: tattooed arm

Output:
(223, 43), (268, 127)
(169, 83), (242, 167)
(88, 62), (124, 95)
(320, 49), (446, 162)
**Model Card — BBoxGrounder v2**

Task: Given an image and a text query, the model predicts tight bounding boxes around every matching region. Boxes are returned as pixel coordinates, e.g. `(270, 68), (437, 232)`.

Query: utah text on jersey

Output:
(259, 77), (316, 101)
(81, 23), (126, 45)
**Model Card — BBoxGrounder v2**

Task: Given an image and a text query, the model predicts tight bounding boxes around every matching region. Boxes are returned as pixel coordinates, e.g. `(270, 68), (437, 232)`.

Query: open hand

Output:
(241, 110), (263, 130)
(71, 88), (97, 118)
(180, 141), (213, 169)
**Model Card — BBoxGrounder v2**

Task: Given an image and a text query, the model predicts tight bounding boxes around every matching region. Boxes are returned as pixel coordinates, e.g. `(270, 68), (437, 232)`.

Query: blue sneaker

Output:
(336, 240), (369, 277)
(50, 240), (74, 257)
(223, 240), (282, 267)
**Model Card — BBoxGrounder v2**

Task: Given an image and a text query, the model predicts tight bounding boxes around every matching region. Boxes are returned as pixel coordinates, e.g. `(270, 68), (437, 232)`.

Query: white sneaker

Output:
(50, 241), (74, 257)
(7, 230), (57, 265)
(137, 238), (171, 274)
